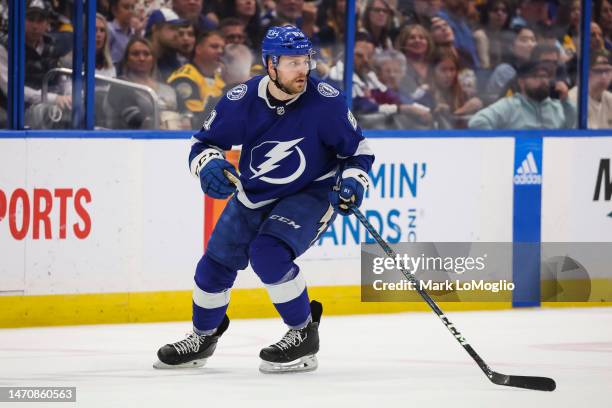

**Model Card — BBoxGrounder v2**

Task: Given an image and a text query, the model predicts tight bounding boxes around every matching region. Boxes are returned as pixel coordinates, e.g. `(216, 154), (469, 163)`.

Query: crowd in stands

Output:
(0, 0), (611, 130)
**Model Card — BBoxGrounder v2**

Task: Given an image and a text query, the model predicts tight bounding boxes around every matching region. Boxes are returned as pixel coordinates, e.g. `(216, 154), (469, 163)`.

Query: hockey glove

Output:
(329, 168), (369, 216)
(200, 159), (239, 199)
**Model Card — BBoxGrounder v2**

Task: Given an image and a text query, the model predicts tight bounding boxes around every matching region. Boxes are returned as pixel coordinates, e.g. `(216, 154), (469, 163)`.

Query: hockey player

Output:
(154, 25), (374, 373)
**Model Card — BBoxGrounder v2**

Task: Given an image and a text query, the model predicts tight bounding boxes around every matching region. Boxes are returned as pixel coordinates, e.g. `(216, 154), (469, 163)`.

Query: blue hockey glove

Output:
(329, 168), (369, 216)
(200, 159), (239, 199)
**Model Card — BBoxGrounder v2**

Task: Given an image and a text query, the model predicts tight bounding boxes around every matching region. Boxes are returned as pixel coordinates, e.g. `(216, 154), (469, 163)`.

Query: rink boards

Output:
(0, 135), (611, 327)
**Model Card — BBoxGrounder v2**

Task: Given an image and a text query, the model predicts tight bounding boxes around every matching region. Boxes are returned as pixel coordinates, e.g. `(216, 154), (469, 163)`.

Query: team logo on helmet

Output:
(226, 84), (248, 101)
(266, 28), (280, 39)
(317, 82), (339, 98)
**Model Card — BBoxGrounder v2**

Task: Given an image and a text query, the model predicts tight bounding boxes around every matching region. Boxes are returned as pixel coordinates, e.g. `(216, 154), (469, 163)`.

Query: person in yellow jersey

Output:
(167, 31), (226, 126)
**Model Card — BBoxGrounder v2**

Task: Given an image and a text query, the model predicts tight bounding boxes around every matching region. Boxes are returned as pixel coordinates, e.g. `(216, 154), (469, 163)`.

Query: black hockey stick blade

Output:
(490, 372), (556, 391)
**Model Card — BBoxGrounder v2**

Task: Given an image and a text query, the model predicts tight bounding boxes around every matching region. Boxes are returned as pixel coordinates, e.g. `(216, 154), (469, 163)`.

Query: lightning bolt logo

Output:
(310, 205), (335, 246)
(249, 138), (307, 185)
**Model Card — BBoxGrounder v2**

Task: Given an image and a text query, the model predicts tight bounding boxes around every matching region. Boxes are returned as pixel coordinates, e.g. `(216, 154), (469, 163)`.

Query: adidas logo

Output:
(514, 152), (542, 185)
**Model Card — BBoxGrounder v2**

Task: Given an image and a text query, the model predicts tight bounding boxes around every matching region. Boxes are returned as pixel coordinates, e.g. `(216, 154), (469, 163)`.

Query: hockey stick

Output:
(350, 205), (556, 392)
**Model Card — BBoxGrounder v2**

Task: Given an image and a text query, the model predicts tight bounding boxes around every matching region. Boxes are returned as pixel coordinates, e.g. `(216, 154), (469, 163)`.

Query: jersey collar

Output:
(258, 76), (307, 109)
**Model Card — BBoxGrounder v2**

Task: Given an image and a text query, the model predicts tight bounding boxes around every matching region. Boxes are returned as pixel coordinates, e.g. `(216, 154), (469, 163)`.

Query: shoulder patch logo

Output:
(347, 109), (357, 130)
(317, 82), (340, 98)
(227, 84), (248, 101)
(203, 109), (217, 130)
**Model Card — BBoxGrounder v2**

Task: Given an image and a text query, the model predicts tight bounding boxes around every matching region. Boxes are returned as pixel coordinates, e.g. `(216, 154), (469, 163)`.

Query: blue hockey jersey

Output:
(189, 75), (375, 208)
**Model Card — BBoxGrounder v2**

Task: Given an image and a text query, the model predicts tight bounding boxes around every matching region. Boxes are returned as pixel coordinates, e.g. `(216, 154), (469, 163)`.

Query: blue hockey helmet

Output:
(261, 25), (314, 68)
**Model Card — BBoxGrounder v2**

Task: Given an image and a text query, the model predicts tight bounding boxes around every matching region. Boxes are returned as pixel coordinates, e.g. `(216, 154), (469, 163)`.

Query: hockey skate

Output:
(153, 315), (230, 369)
(259, 300), (322, 374)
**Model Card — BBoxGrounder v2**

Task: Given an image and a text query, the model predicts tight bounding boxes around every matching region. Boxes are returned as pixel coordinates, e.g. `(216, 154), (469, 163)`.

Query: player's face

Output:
(274, 55), (310, 94)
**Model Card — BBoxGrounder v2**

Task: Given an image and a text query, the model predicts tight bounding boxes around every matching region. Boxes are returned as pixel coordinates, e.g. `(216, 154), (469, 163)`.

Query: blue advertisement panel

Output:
(512, 137), (543, 307)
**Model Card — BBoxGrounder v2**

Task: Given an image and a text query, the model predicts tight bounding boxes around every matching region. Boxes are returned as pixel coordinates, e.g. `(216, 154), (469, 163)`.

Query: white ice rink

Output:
(1, 307), (611, 407)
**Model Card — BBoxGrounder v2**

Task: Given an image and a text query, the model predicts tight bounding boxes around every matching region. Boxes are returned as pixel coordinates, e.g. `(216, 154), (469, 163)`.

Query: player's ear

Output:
(267, 60), (277, 80)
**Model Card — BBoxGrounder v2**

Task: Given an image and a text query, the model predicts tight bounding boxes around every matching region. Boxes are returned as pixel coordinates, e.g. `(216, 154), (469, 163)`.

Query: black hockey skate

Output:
(153, 315), (230, 369)
(259, 300), (322, 374)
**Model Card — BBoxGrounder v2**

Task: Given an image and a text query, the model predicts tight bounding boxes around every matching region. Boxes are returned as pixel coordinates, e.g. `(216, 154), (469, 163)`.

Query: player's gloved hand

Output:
(329, 168), (369, 216)
(199, 159), (239, 199)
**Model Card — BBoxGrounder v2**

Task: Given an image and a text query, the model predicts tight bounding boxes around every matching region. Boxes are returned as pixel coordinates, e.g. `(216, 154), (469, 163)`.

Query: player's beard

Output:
(277, 73), (307, 95)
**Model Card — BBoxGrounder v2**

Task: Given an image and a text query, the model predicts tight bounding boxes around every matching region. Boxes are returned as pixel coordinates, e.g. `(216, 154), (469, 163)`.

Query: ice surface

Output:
(0, 307), (610, 407)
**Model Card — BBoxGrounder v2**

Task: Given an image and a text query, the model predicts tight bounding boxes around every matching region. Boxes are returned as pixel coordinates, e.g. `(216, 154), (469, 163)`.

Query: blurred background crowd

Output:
(0, 0), (611, 130)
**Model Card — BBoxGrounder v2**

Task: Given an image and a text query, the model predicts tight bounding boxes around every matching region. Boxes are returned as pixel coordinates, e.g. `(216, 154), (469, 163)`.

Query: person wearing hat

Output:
(146, 8), (189, 81)
(569, 51), (612, 129)
(23, 0), (71, 111)
(469, 59), (576, 129)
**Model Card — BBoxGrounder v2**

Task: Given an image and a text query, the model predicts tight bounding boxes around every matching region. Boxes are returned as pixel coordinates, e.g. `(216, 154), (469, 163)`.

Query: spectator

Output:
(0, 0), (72, 128)
(327, 35), (389, 114)
(472, 0), (514, 69)
(316, 0), (365, 76)
(219, 18), (247, 46)
(176, 23), (196, 65)
(595, 0), (612, 50)
(218, 0), (264, 48)
(404, 0), (442, 26)
(592, 22), (606, 52)
(108, 0), (136, 66)
(167, 31), (226, 126)
(569, 51), (612, 129)
(146, 8), (188, 81)
(469, 60), (576, 129)
(429, 49), (482, 128)
(531, 44), (570, 98)
(373, 49), (434, 128)
(555, 0), (580, 61)
(395, 24), (433, 101)
(265, 0), (318, 39)
(484, 25), (537, 104)
(95, 13), (118, 80)
(172, 0), (217, 32)
(98, 0), (111, 17)
(430, 15), (476, 69)
(362, 0), (396, 50)
(106, 37), (184, 129)
(437, 0), (480, 68)
(201, 43), (254, 121)
(511, 0), (550, 30)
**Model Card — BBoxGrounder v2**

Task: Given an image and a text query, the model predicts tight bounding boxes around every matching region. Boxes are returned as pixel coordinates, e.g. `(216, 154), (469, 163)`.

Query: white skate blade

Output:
(259, 354), (318, 374)
(153, 358), (207, 369)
